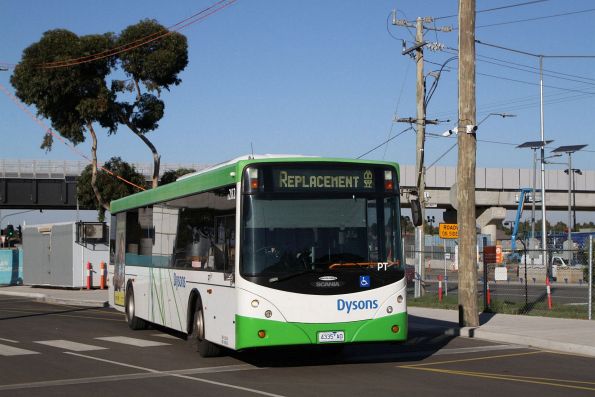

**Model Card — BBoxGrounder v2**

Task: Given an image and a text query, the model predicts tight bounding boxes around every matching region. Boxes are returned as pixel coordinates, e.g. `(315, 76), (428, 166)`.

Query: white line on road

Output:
(0, 338), (19, 343)
(0, 343), (39, 356)
(94, 336), (169, 347)
(35, 340), (107, 351)
(64, 352), (285, 397)
(152, 333), (181, 340)
(0, 362), (260, 392)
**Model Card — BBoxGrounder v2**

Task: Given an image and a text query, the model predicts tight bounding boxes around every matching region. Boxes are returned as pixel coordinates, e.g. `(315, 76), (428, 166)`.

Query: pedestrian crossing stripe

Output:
(95, 336), (170, 347)
(0, 344), (39, 356)
(35, 340), (107, 352)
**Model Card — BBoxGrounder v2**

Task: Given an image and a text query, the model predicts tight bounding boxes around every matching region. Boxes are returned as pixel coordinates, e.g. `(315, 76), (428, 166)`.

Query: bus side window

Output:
(213, 214), (235, 273)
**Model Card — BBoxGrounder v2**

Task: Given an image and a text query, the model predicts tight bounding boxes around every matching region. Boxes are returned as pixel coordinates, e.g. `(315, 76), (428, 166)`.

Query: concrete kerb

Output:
(457, 327), (595, 357)
(0, 289), (108, 308)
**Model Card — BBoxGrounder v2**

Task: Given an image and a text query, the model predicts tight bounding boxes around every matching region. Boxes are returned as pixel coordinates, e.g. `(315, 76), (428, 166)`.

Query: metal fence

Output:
(406, 235), (594, 320)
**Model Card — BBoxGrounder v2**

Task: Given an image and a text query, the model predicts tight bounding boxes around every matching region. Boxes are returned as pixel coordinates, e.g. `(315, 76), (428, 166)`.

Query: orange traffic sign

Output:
(439, 223), (458, 239)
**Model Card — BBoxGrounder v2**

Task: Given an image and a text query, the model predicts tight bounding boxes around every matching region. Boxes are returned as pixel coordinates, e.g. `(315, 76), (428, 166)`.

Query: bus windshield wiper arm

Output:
(269, 269), (315, 283)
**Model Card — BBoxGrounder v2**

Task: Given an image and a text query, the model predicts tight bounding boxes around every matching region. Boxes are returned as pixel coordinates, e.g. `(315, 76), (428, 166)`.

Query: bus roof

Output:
(110, 155), (399, 214)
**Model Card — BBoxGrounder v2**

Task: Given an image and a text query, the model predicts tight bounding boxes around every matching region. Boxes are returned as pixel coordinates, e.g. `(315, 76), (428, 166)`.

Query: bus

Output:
(108, 155), (420, 357)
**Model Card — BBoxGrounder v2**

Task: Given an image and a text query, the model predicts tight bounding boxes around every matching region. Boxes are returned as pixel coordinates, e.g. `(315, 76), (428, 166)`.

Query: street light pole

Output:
(0, 209), (42, 228)
(565, 168), (582, 231)
(539, 56), (548, 274)
(552, 144), (587, 263)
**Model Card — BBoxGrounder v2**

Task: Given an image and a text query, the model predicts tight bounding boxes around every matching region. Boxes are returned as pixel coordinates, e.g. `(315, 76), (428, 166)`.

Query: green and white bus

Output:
(109, 155), (418, 357)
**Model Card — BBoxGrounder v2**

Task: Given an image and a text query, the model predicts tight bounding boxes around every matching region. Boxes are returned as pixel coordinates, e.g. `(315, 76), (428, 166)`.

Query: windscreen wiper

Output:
(268, 269), (316, 283)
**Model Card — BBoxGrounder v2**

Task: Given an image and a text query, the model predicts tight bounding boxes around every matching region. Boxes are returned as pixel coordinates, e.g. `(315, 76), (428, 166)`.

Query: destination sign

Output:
(272, 168), (375, 191)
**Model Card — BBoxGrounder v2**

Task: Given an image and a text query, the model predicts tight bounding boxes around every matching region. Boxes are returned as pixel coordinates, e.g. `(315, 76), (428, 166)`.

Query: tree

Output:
(11, 20), (188, 198)
(111, 19), (188, 188)
(10, 29), (117, 212)
(77, 157), (146, 221)
(159, 167), (196, 185)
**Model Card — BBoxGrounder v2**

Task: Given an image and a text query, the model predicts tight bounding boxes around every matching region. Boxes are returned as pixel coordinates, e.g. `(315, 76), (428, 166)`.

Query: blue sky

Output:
(1, 0), (595, 225)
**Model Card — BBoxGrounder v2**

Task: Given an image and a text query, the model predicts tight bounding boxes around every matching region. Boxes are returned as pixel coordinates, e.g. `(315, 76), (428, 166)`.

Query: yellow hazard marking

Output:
(401, 367), (595, 392)
(399, 350), (543, 367)
(399, 350), (595, 392)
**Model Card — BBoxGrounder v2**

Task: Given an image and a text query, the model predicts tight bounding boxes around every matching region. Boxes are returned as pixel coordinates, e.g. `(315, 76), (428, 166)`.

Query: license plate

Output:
(318, 331), (345, 343)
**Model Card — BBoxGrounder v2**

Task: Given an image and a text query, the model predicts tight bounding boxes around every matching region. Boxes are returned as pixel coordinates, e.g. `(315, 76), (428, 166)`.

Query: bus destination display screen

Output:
(272, 167), (376, 192)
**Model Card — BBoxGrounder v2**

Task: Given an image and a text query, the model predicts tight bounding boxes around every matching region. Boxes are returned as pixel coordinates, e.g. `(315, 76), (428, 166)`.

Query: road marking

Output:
(95, 336), (169, 347)
(152, 333), (180, 340)
(65, 352), (285, 397)
(0, 338), (19, 343)
(401, 366), (595, 392)
(399, 350), (543, 367)
(35, 340), (107, 351)
(0, 307), (122, 322)
(0, 343), (39, 356)
(0, 361), (261, 392)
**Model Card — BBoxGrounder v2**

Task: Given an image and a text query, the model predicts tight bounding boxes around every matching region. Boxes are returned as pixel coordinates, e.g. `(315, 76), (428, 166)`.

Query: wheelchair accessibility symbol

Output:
(359, 275), (370, 288)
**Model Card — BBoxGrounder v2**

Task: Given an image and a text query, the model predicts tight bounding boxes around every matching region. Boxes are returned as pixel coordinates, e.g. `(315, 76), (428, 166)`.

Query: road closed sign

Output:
(439, 223), (459, 239)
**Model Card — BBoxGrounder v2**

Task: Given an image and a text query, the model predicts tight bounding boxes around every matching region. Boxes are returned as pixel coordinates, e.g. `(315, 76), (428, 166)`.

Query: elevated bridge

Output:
(0, 159), (593, 212)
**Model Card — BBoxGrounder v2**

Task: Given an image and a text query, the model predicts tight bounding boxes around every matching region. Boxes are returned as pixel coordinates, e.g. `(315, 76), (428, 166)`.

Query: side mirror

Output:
(410, 199), (423, 226)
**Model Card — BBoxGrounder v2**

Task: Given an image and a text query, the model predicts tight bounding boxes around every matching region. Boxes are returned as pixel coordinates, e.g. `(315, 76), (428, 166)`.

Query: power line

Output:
(476, 39), (595, 58)
(476, 7), (595, 29)
(443, 47), (595, 84)
(434, 0), (549, 21)
(357, 127), (413, 159)
(0, 82), (146, 191)
(40, 0), (238, 69)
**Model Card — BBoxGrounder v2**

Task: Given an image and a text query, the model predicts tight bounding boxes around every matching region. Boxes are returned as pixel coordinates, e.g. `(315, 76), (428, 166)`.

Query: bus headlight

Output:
(251, 299), (260, 308)
(264, 310), (272, 318)
(397, 295), (403, 304)
(386, 306), (393, 314)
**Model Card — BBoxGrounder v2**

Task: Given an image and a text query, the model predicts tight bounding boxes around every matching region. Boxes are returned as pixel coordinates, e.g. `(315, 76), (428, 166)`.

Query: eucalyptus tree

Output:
(78, 157), (146, 221)
(10, 29), (116, 211)
(112, 19), (188, 188)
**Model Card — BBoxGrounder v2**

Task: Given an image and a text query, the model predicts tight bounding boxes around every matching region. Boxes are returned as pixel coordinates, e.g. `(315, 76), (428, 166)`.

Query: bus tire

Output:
(125, 285), (148, 330)
(189, 299), (221, 357)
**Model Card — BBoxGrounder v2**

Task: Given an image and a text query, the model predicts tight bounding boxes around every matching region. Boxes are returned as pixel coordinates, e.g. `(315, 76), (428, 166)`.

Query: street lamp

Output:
(564, 168), (582, 231)
(552, 144), (587, 261)
(516, 140), (554, 246)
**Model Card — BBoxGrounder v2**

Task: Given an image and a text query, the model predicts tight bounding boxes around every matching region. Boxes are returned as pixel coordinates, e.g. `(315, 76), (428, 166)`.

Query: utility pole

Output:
(393, 13), (451, 297)
(457, 0), (479, 327)
(415, 17), (427, 297)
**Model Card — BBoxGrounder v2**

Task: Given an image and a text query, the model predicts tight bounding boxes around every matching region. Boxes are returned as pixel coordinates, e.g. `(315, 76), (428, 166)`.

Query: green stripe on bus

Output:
(235, 312), (407, 350)
(110, 157), (399, 214)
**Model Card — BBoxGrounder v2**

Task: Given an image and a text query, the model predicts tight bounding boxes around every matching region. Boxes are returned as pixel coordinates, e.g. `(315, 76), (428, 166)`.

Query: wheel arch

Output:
(187, 288), (202, 334)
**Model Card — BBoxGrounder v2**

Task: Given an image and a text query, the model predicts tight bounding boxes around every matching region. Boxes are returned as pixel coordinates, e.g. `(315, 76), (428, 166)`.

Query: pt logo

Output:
(359, 275), (370, 288)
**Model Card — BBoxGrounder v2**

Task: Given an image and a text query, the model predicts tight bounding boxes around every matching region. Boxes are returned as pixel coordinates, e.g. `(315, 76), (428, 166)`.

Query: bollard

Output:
(99, 261), (106, 289)
(546, 276), (552, 310)
(438, 274), (443, 302)
(86, 261), (93, 290)
(486, 282), (491, 306)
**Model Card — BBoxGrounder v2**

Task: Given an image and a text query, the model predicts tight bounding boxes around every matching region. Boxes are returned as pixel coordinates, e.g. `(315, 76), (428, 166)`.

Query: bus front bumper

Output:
(235, 312), (407, 350)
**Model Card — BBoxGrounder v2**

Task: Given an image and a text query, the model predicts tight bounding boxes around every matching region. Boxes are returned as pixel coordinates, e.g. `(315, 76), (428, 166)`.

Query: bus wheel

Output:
(125, 286), (147, 330)
(189, 302), (221, 357)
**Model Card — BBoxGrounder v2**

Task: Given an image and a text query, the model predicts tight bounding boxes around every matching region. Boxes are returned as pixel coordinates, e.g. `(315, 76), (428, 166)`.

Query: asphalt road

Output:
(0, 296), (594, 396)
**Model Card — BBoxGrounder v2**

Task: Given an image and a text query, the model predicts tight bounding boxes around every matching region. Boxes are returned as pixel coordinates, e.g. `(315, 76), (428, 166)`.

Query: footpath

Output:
(1, 285), (594, 358)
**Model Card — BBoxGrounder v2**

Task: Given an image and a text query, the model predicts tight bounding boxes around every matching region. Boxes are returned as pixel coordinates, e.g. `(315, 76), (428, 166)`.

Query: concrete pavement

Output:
(0, 285), (108, 307)
(409, 306), (595, 358)
(1, 285), (594, 358)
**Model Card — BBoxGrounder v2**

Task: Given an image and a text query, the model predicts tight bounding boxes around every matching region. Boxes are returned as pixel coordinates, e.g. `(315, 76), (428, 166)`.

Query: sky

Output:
(1, 0), (595, 226)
